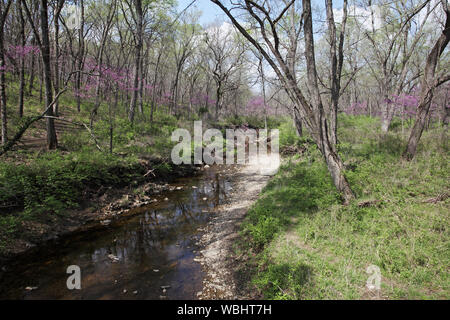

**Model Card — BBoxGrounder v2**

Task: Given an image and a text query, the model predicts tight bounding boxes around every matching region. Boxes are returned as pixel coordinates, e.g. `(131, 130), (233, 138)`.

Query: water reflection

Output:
(0, 166), (235, 300)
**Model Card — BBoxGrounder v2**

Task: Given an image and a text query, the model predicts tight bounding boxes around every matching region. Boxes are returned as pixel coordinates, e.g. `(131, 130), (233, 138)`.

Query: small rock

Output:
(123, 289), (127, 294)
(133, 291), (138, 295)
(25, 286), (38, 291)
(164, 198), (169, 201)
(153, 269), (160, 273)
(203, 198), (207, 201)
(176, 187), (183, 190)
(108, 254), (120, 262)
(161, 285), (171, 289)
(192, 186), (198, 189)
(100, 220), (111, 226)
(204, 165), (210, 169)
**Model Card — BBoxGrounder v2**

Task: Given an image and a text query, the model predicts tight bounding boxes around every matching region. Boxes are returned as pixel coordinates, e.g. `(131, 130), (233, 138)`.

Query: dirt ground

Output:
(195, 155), (280, 300)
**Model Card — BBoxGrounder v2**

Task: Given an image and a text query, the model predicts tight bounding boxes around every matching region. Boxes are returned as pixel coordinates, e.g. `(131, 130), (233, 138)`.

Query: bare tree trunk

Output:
(138, 51), (144, 115)
(40, 0), (57, 149)
(39, 59), (43, 103)
(326, 0), (347, 145)
(380, 88), (390, 132)
(293, 108), (303, 137)
(28, 37), (36, 96)
(0, 0), (12, 146)
(150, 48), (163, 122)
(303, 0), (354, 203)
(404, 3), (449, 160)
(76, 0), (85, 112)
(215, 82), (222, 121)
(53, 0), (65, 117)
(0, 32), (7, 146)
(211, 0), (355, 203)
(129, 0), (143, 123)
(18, 0), (25, 118)
(90, 0), (115, 127)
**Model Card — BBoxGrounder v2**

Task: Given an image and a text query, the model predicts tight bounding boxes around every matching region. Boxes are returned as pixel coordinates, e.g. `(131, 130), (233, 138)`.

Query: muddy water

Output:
(0, 166), (237, 300)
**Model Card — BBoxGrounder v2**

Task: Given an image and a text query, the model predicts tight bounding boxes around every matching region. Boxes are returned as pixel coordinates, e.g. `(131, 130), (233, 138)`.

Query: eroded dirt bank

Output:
(195, 156), (279, 300)
(0, 158), (197, 264)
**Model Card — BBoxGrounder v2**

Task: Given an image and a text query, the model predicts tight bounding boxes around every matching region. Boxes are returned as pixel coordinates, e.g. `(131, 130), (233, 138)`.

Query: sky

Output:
(178, 0), (347, 26)
(177, 0), (225, 26)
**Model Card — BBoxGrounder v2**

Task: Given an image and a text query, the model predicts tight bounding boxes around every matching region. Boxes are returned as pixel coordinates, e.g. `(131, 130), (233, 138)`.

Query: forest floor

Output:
(16, 110), (82, 151)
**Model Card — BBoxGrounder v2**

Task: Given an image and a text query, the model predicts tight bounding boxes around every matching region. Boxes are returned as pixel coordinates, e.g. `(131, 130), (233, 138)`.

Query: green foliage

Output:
(253, 262), (312, 300)
(242, 153), (340, 250)
(245, 216), (281, 248)
(278, 120), (299, 148)
(241, 115), (449, 300)
(0, 150), (140, 216)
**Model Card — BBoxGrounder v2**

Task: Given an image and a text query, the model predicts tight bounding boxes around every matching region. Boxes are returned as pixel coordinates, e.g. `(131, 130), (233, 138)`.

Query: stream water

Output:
(0, 166), (236, 300)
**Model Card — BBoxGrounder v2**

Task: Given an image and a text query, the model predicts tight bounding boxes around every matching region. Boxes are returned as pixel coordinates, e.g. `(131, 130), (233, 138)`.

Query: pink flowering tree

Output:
(246, 96), (273, 117)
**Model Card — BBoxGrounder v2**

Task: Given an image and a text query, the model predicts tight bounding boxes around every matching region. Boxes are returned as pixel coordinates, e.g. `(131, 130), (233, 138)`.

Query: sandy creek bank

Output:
(0, 157), (278, 299)
(195, 156), (279, 300)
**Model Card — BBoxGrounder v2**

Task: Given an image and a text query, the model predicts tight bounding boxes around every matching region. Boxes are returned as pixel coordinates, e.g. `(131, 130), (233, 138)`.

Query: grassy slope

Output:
(238, 116), (449, 300)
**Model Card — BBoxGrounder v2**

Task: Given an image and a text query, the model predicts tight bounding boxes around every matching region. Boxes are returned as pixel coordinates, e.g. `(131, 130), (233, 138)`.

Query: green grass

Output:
(239, 115), (449, 300)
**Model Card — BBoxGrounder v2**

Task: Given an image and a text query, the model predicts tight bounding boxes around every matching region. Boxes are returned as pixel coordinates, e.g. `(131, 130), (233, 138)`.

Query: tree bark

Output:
(0, 0), (12, 146)
(210, 0), (355, 203)
(18, 0), (25, 118)
(53, 0), (65, 117)
(76, 0), (85, 112)
(302, 0), (354, 203)
(40, 0), (57, 149)
(326, 0), (347, 145)
(129, 0), (143, 123)
(404, 3), (449, 160)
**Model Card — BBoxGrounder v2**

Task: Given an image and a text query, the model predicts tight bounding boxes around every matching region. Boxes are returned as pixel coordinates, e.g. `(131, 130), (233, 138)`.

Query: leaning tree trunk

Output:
(404, 4), (450, 160)
(211, 0), (355, 203)
(302, 0), (354, 203)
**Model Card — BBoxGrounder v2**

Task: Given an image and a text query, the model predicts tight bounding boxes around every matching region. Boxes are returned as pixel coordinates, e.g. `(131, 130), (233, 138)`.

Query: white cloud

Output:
(333, 5), (383, 31)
